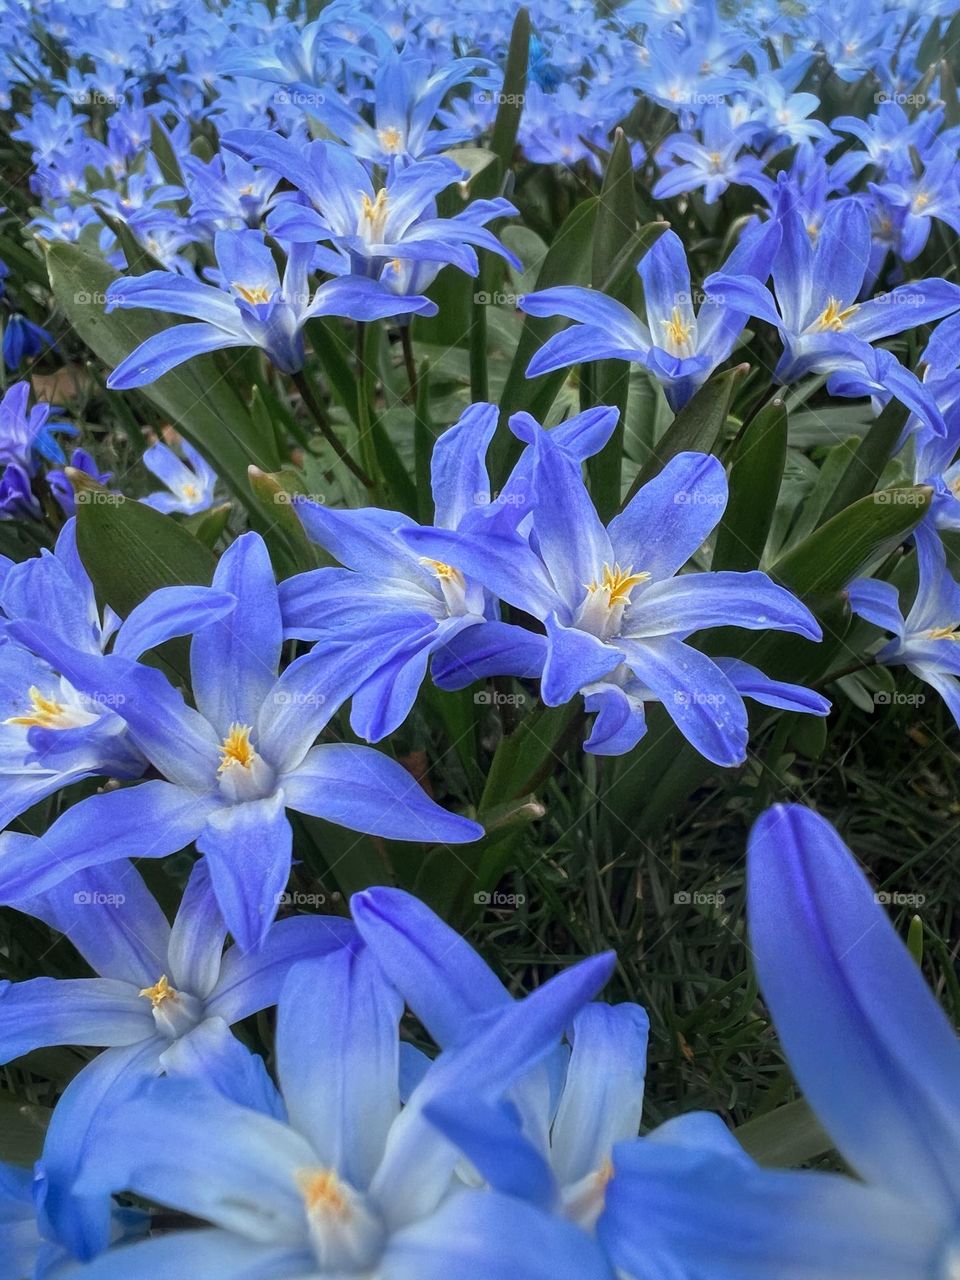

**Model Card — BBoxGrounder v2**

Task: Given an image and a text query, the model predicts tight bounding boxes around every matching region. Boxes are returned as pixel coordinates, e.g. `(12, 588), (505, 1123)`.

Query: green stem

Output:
(292, 369), (373, 490)
(354, 323), (382, 502)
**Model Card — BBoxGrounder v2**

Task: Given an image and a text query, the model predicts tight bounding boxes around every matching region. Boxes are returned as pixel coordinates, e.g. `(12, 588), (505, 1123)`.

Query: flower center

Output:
(138, 973), (203, 1039)
(5, 685), (97, 730)
(927, 625), (960, 641)
(577, 564), (650, 639)
(219, 722), (256, 771)
(139, 973), (176, 1007)
(360, 188), (390, 242)
(378, 126), (403, 153)
(233, 282), (272, 304)
(913, 191), (931, 212)
(181, 482), (199, 501)
(660, 305), (695, 354)
(296, 1167), (386, 1271)
(811, 295), (859, 332)
(585, 563), (650, 607)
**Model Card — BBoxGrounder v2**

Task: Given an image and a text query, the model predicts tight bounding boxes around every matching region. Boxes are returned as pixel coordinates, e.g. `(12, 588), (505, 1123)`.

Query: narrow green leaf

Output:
(627, 363), (748, 498)
(712, 397), (787, 571)
(817, 398), (908, 526)
(735, 1099), (834, 1168)
(772, 485), (933, 597)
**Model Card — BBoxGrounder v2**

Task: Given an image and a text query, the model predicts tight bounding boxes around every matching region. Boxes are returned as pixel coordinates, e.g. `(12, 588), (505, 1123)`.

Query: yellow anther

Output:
(233, 283), (272, 304)
(927, 625), (960, 641)
(660, 305), (694, 351)
(812, 296), (859, 332)
(139, 974), (175, 1007)
(378, 126), (403, 153)
(420, 557), (465, 586)
(6, 687), (67, 728)
(585, 563), (650, 608)
(218, 723), (256, 771)
(297, 1168), (350, 1218)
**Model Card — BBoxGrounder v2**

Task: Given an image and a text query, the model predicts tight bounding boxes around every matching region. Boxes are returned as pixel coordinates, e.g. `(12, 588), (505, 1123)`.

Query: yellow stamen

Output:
(927, 625), (960, 640)
(361, 189), (389, 221)
(182, 482), (198, 501)
(297, 1168), (350, 1218)
(233, 283), (272, 304)
(218, 723), (256, 771)
(378, 126), (403, 153)
(913, 191), (931, 212)
(707, 151), (724, 171)
(661, 305), (694, 350)
(420, 557), (465, 587)
(139, 974), (175, 1007)
(812, 296), (859, 333)
(585, 563), (650, 608)
(6, 686), (67, 728)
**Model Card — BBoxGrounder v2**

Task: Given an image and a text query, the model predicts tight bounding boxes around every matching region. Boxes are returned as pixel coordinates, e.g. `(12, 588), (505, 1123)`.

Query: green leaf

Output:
(45, 244), (284, 534)
(771, 485), (933, 597)
(586, 128), (639, 520)
(0, 1096), (51, 1166)
(490, 197), (600, 483)
(712, 397), (787, 571)
(734, 1098), (834, 1168)
(476, 7), (529, 197)
(626, 363), (747, 499)
(73, 477), (216, 681)
(181, 501), (232, 549)
(816, 398), (908, 526)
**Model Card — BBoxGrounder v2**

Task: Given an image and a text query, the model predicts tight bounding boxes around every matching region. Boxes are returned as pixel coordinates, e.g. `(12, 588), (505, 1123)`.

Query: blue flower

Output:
(141, 439), (217, 514)
(0, 857), (353, 1260)
(0, 517), (234, 828)
(402, 425), (826, 765)
(105, 228), (437, 388)
(222, 135), (521, 296)
(282, 405), (621, 743)
(705, 193), (960, 384)
(2, 314), (56, 371)
(2, 533), (482, 950)
(353, 887), (649, 1236)
(67, 933), (615, 1279)
(521, 221), (780, 410)
(48, 448), (114, 517)
(602, 804), (960, 1276)
(653, 105), (772, 205)
(848, 523), (960, 727)
(0, 382), (74, 475)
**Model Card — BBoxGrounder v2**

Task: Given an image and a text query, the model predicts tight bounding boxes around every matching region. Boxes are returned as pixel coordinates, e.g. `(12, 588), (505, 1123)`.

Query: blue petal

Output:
(0, 976), (152, 1064)
(716, 659), (831, 715)
(620, 636), (748, 766)
(422, 1094), (557, 1209)
(107, 324), (247, 390)
(846, 576), (905, 636)
(602, 1137), (941, 1280)
(625, 571), (821, 641)
(283, 743), (483, 844)
(541, 613), (623, 705)
(37, 1039), (161, 1260)
(59, 1229), (304, 1280)
(276, 949), (402, 1189)
(351, 886), (509, 1047)
(159, 1017), (284, 1119)
(430, 402), (499, 529)
(607, 452), (727, 580)
(10, 859), (171, 987)
(76, 1077), (315, 1243)
(196, 793), (293, 953)
(113, 586), (236, 662)
(550, 1003), (649, 1186)
(0, 781), (213, 902)
(167, 859), (228, 999)
(749, 804), (960, 1217)
(431, 621), (547, 690)
(191, 533), (282, 737)
(385, 1189), (615, 1280)
(205, 915), (357, 1025)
